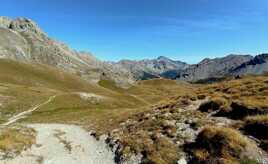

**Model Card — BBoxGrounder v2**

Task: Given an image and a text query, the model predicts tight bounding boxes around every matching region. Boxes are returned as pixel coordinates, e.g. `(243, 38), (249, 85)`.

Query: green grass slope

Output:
(0, 59), (190, 133)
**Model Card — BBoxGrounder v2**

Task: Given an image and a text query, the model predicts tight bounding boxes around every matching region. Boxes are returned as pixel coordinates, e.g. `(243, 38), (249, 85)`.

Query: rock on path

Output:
(2, 124), (116, 164)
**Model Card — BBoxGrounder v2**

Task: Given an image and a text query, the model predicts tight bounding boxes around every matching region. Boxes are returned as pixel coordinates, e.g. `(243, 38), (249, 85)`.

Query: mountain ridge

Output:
(0, 16), (135, 87)
(0, 16), (268, 85)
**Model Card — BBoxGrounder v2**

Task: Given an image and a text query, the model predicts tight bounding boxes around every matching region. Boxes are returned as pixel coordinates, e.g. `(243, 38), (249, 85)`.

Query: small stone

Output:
(162, 120), (176, 128)
(176, 123), (189, 131)
(177, 158), (187, 164)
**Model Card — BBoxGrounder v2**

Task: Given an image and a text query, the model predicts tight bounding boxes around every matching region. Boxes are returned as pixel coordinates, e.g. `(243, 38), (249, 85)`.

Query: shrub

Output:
(185, 126), (257, 164)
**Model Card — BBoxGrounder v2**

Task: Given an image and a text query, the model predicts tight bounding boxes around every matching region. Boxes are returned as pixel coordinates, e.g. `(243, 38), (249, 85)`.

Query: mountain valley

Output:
(0, 16), (267, 164)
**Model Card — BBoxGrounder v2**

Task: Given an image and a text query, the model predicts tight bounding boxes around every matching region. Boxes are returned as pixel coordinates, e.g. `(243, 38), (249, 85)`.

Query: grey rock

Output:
(177, 158), (187, 164)
(176, 54), (253, 82)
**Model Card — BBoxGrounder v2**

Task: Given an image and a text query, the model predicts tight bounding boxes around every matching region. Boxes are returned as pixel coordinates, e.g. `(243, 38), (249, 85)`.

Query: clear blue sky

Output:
(1, 0), (268, 63)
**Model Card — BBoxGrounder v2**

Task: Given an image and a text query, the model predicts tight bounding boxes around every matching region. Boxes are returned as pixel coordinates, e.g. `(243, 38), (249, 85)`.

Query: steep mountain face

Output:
(176, 55), (253, 82)
(0, 16), (134, 87)
(231, 54), (268, 75)
(115, 56), (188, 80)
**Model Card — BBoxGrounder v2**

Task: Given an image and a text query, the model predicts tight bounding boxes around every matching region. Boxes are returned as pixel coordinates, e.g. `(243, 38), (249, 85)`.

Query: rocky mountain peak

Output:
(0, 16), (46, 37)
(157, 56), (171, 61)
(0, 16), (134, 87)
(10, 17), (46, 36)
(0, 16), (12, 28)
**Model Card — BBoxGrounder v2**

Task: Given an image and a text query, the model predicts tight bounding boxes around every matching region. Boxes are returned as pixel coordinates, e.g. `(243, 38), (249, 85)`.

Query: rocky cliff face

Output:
(0, 17), (134, 87)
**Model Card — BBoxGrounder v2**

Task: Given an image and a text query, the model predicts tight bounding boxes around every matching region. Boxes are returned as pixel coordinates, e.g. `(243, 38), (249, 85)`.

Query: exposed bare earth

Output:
(1, 94), (117, 164)
(2, 124), (115, 164)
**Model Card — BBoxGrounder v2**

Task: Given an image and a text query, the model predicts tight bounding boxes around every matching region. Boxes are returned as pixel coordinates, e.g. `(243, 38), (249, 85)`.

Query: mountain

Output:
(1, 16), (268, 85)
(231, 53), (268, 75)
(114, 56), (188, 80)
(0, 16), (134, 87)
(176, 54), (253, 82)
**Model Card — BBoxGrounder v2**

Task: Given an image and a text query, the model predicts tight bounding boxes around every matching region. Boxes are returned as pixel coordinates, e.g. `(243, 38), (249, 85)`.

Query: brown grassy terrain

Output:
(243, 115), (268, 151)
(1, 59), (268, 163)
(24, 79), (194, 133)
(185, 126), (260, 164)
(108, 75), (268, 163)
(0, 126), (36, 159)
(0, 59), (195, 134)
(196, 74), (268, 117)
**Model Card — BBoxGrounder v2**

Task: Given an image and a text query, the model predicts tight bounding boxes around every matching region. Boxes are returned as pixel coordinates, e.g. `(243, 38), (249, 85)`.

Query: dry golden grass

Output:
(196, 74), (268, 119)
(187, 126), (256, 164)
(1, 59), (268, 163)
(0, 60), (188, 133)
(0, 126), (36, 158)
(245, 115), (268, 124)
(108, 75), (268, 163)
(120, 131), (180, 164)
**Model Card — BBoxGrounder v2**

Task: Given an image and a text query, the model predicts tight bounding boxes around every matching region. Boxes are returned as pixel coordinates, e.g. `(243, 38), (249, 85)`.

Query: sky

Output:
(1, 0), (268, 63)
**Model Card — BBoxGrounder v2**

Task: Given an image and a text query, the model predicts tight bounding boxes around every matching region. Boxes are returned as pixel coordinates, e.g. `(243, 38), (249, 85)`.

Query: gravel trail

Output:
(2, 124), (116, 164)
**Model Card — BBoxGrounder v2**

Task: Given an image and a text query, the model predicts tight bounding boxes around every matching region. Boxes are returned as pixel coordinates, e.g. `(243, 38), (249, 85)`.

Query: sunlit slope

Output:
(0, 59), (194, 133)
(0, 59), (112, 123)
(0, 59), (108, 93)
(20, 77), (192, 133)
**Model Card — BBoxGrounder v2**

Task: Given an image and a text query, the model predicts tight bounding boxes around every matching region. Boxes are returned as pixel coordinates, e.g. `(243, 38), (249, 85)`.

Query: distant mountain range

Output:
(113, 56), (188, 80)
(0, 16), (268, 86)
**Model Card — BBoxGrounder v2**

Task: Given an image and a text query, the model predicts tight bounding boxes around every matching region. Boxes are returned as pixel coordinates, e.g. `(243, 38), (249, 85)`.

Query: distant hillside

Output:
(176, 54), (254, 82)
(175, 54), (268, 82)
(114, 56), (188, 80)
(231, 53), (268, 75)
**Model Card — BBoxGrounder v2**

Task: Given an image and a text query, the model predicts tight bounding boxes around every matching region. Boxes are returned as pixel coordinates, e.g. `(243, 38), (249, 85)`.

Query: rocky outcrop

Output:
(0, 17), (12, 28)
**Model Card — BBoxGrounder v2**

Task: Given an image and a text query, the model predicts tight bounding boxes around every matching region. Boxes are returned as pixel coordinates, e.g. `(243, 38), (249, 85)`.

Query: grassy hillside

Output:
(0, 59), (192, 133)
(24, 79), (194, 133)
(0, 59), (105, 92)
(0, 59), (113, 123)
(2, 59), (267, 163)
(109, 74), (268, 163)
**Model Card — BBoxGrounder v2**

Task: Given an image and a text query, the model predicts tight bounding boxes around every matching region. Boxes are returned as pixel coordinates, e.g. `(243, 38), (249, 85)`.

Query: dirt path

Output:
(2, 124), (116, 164)
(1, 95), (57, 126)
(129, 94), (151, 106)
(0, 94), (117, 164)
